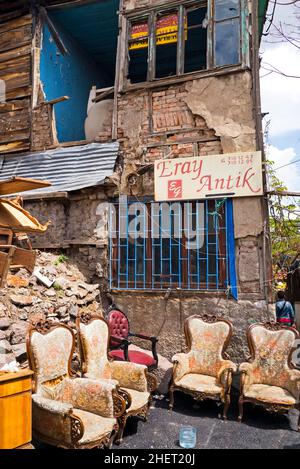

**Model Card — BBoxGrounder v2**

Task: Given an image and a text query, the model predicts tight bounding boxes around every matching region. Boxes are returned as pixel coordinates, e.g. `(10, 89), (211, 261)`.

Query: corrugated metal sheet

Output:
(0, 142), (119, 196)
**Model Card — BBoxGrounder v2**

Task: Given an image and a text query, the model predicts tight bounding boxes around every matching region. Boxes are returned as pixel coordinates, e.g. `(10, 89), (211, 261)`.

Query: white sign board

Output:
(154, 151), (263, 201)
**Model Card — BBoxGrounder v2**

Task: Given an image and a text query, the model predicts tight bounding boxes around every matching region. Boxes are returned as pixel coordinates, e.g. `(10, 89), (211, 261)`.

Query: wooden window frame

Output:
(123, 0), (249, 89)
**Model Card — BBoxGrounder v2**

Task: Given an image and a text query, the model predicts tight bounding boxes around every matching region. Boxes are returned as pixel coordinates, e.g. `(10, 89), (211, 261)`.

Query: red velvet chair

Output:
(107, 307), (158, 371)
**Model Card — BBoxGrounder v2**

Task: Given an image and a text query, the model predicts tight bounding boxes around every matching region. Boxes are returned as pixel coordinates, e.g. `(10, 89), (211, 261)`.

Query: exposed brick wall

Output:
(117, 82), (222, 195)
(31, 103), (55, 151)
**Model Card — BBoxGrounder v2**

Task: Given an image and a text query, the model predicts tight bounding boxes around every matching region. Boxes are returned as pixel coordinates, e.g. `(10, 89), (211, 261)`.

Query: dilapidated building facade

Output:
(0, 0), (271, 361)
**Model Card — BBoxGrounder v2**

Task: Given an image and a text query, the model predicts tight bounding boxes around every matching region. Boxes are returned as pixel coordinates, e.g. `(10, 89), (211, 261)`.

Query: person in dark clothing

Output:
(276, 290), (295, 327)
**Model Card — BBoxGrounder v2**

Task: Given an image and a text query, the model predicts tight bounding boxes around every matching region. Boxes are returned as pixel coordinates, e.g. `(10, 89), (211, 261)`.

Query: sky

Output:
(260, 0), (300, 191)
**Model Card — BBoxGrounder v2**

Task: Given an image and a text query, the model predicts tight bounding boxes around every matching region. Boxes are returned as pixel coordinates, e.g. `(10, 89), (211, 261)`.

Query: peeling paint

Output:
(184, 72), (256, 153)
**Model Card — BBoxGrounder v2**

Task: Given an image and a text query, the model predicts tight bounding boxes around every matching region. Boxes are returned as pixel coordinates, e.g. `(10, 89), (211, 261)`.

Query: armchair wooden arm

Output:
(32, 395), (84, 447)
(110, 335), (131, 361)
(129, 332), (158, 364)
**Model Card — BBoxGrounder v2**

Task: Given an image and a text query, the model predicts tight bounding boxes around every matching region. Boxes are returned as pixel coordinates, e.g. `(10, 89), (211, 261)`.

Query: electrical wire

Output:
(274, 157), (300, 171)
(263, 0), (278, 36)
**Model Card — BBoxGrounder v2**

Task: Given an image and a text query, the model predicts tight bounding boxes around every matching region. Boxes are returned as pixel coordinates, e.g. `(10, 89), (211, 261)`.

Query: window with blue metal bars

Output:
(109, 197), (237, 296)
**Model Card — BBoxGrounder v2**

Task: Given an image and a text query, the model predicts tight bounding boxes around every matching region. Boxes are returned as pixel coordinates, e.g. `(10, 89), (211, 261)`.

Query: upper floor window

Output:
(126, 0), (247, 85)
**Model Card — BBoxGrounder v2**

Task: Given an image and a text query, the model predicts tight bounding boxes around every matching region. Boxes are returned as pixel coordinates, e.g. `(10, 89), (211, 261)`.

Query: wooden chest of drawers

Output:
(0, 370), (34, 449)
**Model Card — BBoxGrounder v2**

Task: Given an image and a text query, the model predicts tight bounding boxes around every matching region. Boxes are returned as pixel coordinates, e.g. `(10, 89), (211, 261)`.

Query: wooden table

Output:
(0, 369), (34, 449)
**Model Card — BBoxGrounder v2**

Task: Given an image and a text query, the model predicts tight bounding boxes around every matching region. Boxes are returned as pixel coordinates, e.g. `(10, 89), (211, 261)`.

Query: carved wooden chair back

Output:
(184, 315), (233, 377)
(246, 322), (299, 387)
(26, 320), (75, 394)
(76, 313), (112, 380)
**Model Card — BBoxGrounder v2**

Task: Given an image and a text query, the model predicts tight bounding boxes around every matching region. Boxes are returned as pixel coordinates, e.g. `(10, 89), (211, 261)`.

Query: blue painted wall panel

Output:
(40, 19), (110, 143)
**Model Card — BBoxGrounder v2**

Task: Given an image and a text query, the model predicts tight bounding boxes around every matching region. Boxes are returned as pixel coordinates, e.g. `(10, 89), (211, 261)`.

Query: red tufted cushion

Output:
(109, 349), (156, 367)
(108, 309), (129, 346)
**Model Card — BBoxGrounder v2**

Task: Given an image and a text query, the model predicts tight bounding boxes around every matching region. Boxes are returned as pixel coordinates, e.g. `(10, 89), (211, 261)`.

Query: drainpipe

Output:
(112, 0), (125, 141)
(251, 0), (272, 313)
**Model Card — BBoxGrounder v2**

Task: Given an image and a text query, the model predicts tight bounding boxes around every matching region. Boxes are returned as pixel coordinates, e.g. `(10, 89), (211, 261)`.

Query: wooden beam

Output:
(39, 6), (68, 56)
(22, 191), (69, 201)
(93, 88), (114, 103)
(177, 4), (185, 76)
(148, 11), (156, 81)
(42, 96), (69, 106)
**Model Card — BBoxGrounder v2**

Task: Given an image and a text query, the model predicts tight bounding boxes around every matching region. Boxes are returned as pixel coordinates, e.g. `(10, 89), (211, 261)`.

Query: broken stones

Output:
(77, 290), (99, 306)
(0, 352), (15, 366)
(69, 304), (79, 319)
(43, 289), (56, 297)
(18, 312), (28, 321)
(10, 322), (28, 345)
(54, 277), (71, 290)
(78, 283), (99, 293)
(10, 295), (33, 307)
(0, 339), (12, 354)
(0, 303), (8, 318)
(11, 343), (27, 363)
(0, 318), (11, 330)
(0, 251), (103, 365)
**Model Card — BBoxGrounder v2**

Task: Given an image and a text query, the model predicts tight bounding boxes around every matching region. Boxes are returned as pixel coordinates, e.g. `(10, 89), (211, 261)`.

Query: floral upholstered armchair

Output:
(27, 319), (126, 449)
(76, 313), (158, 444)
(169, 315), (237, 419)
(239, 322), (300, 429)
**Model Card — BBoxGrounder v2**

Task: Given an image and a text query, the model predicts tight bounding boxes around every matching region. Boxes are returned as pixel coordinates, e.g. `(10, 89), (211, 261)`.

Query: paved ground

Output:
(113, 392), (300, 450)
(34, 391), (300, 450)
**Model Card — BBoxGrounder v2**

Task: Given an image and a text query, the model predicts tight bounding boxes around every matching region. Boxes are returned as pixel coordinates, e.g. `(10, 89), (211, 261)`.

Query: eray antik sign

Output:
(154, 151), (263, 201)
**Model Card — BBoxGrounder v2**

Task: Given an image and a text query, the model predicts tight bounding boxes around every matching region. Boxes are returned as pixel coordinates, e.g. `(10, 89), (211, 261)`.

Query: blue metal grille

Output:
(109, 198), (236, 294)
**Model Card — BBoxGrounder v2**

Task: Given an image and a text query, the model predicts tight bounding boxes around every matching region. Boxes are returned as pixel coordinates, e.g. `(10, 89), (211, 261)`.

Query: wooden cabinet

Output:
(0, 370), (33, 449)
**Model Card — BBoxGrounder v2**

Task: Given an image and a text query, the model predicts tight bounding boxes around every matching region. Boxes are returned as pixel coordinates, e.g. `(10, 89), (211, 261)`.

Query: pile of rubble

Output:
(0, 251), (102, 368)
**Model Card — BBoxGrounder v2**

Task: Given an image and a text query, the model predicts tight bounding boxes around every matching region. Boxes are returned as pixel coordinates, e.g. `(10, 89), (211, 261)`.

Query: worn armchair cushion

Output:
(109, 349), (156, 367)
(32, 394), (72, 415)
(60, 378), (116, 418)
(243, 384), (296, 406)
(32, 394), (117, 447)
(110, 361), (148, 393)
(32, 394), (74, 445)
(74, 409), (116, 446)
(175, 373), (222, 395)
(172, 351), (236, 387)
(40, 376), (117, 418)
(121, 388), (150, 412)
(79, 319), (150, 393)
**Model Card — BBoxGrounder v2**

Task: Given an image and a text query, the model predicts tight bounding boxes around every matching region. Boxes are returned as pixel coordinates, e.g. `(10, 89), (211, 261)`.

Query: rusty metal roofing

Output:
(0, 142), (119, 196)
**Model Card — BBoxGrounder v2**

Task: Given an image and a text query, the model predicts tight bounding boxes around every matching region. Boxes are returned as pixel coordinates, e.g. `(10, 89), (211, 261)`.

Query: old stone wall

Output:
(117, 82), (223, 196)
(24, 187), (109, 286)
(111, 6), (268, 361)
(112, 291), (274, 363)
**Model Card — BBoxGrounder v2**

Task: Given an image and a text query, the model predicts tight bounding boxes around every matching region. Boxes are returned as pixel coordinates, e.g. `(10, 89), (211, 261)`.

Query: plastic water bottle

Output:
(179, 426), (197, 449)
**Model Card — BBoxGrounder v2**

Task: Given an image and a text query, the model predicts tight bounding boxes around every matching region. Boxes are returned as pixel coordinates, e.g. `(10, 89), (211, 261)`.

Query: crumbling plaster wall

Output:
(184, 72), (256, 154)
(24, 187), (110, 287)
(112, 2), (270, 360)
(113, 292), (274, 363)
(117, 71), (264, 283)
